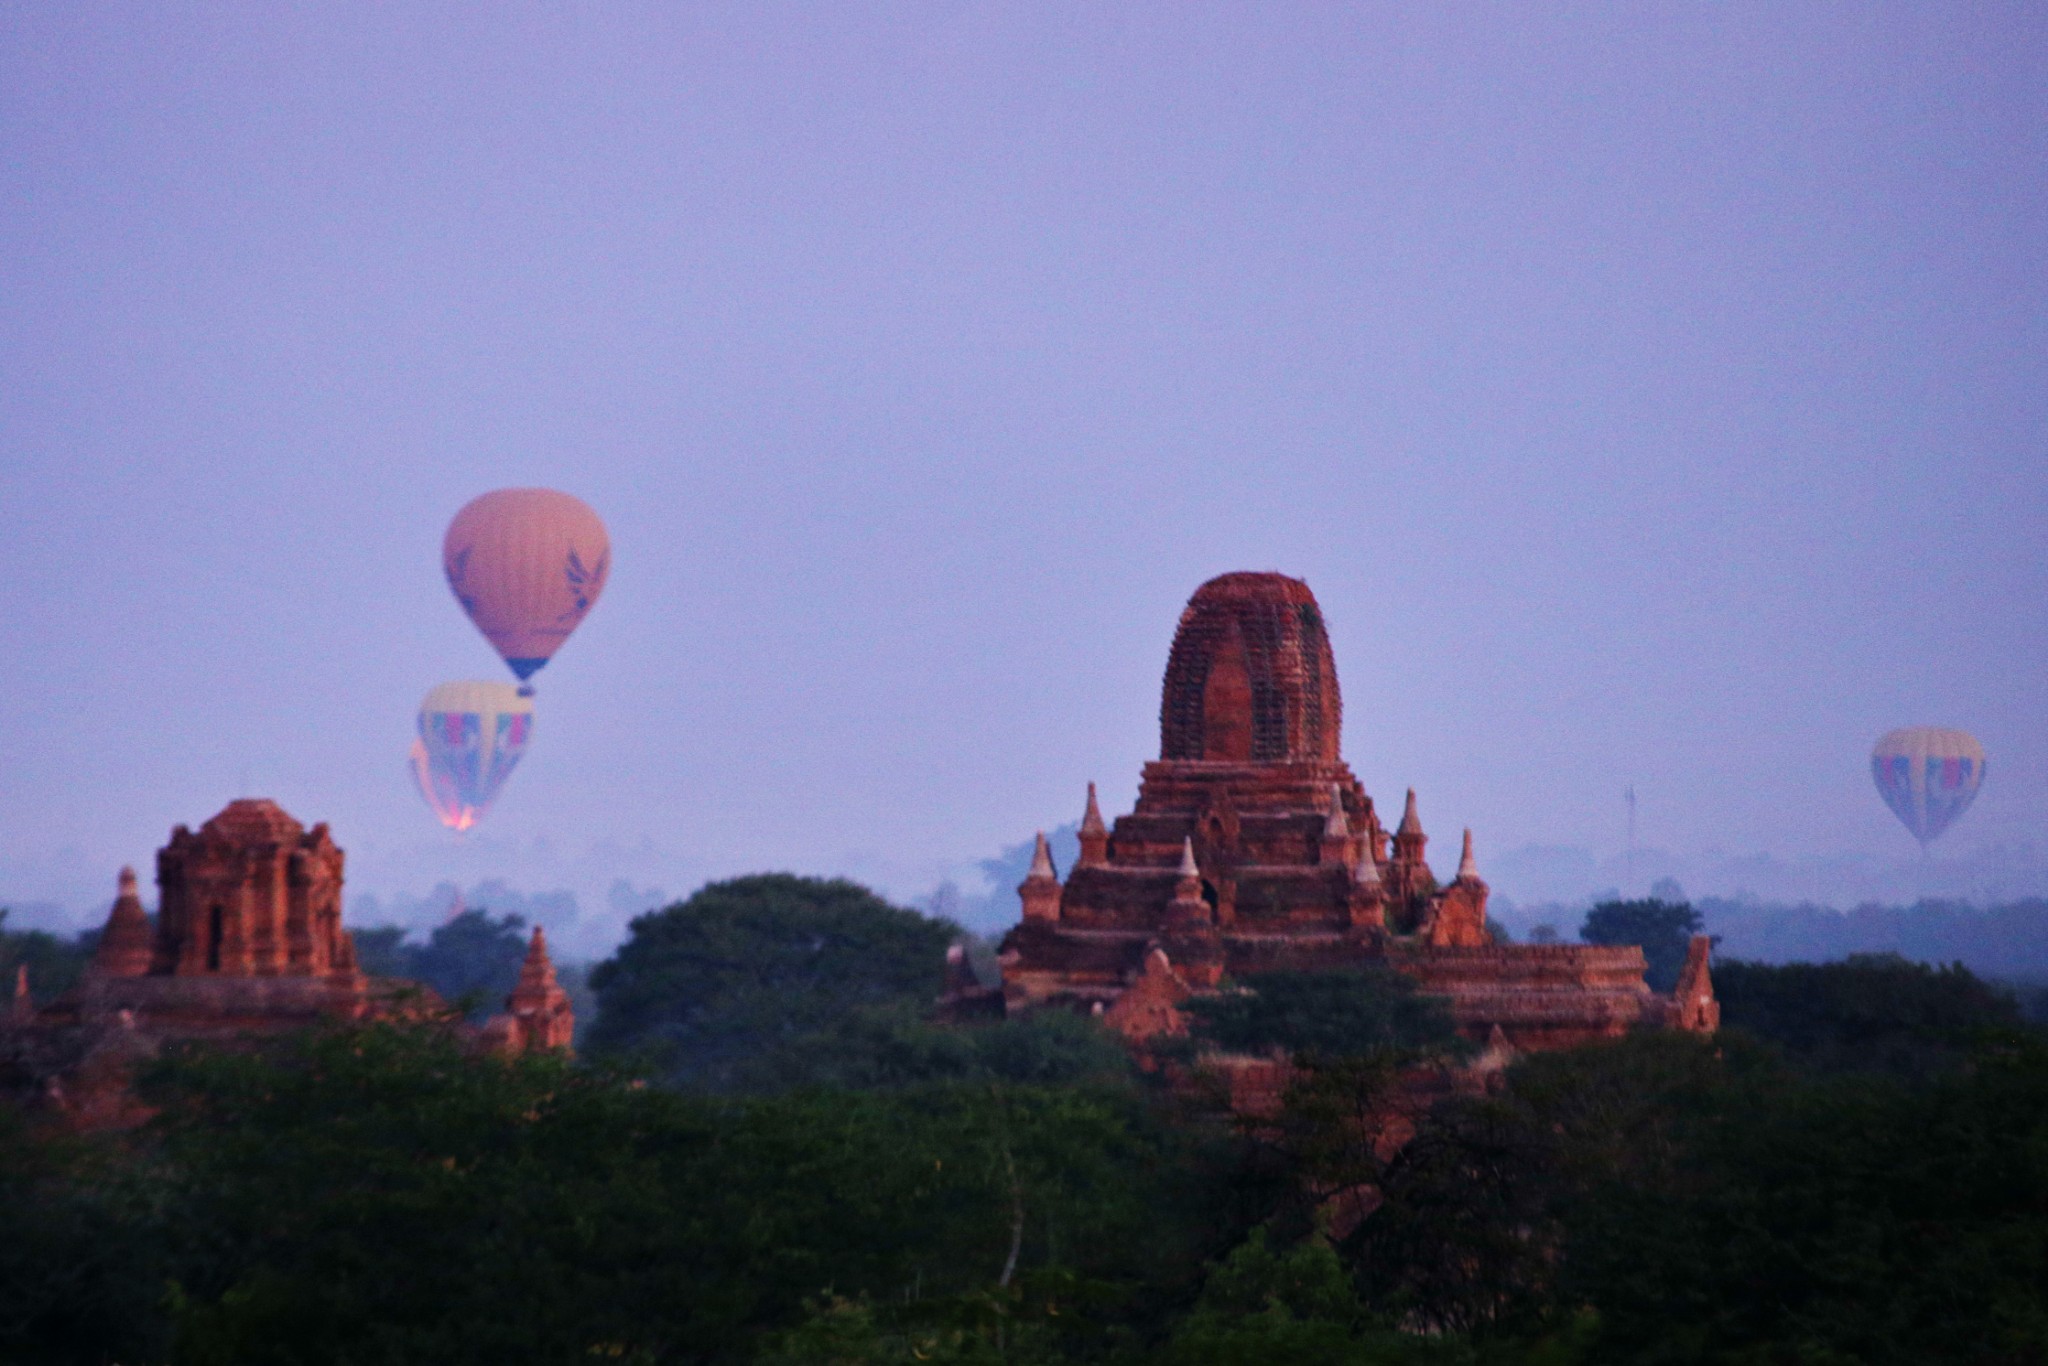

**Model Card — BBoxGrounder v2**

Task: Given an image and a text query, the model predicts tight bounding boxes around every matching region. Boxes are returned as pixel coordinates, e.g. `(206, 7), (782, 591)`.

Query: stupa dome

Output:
(199, 799), (305, 844)
(1159, 572), (1341, 764)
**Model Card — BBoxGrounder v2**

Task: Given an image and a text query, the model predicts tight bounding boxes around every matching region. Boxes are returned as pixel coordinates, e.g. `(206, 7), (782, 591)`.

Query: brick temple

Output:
(6, 799), (573, 1127)
(994, 572), (1717, 1051)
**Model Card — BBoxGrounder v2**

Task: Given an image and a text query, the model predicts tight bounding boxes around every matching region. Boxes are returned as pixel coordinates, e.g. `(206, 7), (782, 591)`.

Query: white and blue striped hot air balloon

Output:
(409, 681), (535, 832)
(1871, 726), (1985, 850)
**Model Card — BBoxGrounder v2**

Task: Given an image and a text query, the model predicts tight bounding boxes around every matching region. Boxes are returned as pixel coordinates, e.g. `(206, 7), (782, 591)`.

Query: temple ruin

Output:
(5, 798), (573, 1127)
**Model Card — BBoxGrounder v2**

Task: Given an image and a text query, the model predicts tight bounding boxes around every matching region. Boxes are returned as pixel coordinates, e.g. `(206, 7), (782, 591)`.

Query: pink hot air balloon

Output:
(442, 489), (610, 683)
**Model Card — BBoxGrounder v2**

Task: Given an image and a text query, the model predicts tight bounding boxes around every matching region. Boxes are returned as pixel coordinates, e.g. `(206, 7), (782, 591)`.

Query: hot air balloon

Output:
(1871, 726), (1985, 850)
(443, 488), (610, 684)
(410, 681), (535, 831)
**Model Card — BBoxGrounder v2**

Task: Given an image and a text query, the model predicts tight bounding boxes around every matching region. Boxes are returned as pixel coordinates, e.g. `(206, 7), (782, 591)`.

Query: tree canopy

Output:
(586, 874), (961, 1089)
(1714, 952), (2028, 1076)
(1578, 897), (1704, 990)
(352, 909), (531, 1021)
(1181, 967), (1465, 1065)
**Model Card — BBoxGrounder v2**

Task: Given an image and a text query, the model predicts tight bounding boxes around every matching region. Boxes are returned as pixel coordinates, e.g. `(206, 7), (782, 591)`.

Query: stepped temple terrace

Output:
(988, 572), (1718, 1051)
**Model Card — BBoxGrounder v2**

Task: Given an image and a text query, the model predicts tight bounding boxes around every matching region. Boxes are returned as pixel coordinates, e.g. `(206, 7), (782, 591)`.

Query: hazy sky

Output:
(3, 4), (2043, 925)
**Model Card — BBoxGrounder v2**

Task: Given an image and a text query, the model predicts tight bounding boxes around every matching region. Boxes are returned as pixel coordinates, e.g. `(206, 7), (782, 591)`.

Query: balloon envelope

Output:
(411, 681), (535, 831)
(443, 488), (610, 682)
(1871, 726), (1984, 848)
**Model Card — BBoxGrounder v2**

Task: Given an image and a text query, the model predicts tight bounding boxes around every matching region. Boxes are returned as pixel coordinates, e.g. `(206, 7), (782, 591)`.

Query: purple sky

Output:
(3, 5), (2044, 934)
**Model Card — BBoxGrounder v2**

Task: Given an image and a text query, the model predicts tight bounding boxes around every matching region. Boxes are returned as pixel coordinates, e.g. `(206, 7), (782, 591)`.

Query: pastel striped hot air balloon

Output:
(410, 681), (535, 832)
(1871, 726), (1985, 850)
(443, 489), (610, 684)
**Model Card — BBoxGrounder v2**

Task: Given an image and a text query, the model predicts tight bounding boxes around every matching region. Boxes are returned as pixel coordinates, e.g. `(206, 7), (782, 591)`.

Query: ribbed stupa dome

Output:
(1159, 572), (1341, 764)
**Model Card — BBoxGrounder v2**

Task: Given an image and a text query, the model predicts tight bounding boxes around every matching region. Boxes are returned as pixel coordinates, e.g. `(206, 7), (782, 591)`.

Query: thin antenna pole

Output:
(1626, 785), (1637, 893)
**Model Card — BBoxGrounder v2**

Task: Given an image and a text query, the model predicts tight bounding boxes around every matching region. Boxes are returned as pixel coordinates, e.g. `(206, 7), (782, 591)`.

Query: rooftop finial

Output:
(1354, 854), (1381, 889)
(1080, 783), (1106, 837)
(118, 865), (138, 895)
(1323, 784), (1351, 839)
(1397, 788), (1423, 838)
(1177, 837), (1199, 879)
(1027, 831), (1058, 882)
(1457, 828), (1478, 881)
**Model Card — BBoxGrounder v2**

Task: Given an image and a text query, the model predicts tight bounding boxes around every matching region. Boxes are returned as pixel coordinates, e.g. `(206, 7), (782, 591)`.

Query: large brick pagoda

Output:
(996, 572), (1717, 1051)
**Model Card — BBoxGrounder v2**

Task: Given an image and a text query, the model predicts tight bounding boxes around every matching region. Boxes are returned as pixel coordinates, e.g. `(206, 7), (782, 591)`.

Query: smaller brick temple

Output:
(992, 572), (1718, 1053)
(5, 799), (573, 1127)
(55, 799), (374, 1033)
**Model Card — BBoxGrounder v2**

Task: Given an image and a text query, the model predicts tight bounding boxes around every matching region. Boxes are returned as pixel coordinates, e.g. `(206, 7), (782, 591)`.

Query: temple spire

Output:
(514, 926), (561, 996)
(1165, 838), (1210, 926)
(1397, 789), (1423, 838)
(1019, 832), (1063, 923)
(498, 925), (574, 1053)
(90, 866), (154, 979)
(1457, 829), (1479, 881)
(1028, 831), (1058, 882)
(1323, 784), (1350, 839)
(1078, 783), (1110, 866)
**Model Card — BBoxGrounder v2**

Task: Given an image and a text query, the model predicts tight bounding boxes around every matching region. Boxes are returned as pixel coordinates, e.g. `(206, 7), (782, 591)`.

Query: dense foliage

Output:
(1577, 898), (1704, 990)
(587, 874), (964, 1089)
(1180, 968), (1466, 1065)
(0, 909), (96, 1002)
(353, 908), (533, 1020)
(1714, 951), (2030, 1076)
(7, 873), (2048, 1364)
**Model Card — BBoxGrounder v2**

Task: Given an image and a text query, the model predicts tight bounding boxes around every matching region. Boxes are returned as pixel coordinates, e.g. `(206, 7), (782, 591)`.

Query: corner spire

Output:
(1457, 829), (1479, 881)
(1397, 789), (1423, 838)
(1080, 784), (1106, 837)
(1027, 831), (1058, 882)
(1323, 784), (1351, 839)
(1019, 832), (1063, 923)
(1078, 784), (1110, 867)
(1177, 836), (1199, 880)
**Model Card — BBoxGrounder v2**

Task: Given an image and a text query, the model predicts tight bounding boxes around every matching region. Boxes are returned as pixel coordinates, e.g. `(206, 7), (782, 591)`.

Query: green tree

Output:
(586, 874), (958, 1089)
(408, 909), (530, 1018)
(349, 911), (531, 1020)
(0, 1107), (171, 1365)
(0, 909), (96, 1003)
(1713, 952), (2029, 1077)
(129, 1020), (1219, 1364)
(1181, 968), (1466, 1066)
(1577, 898), (1703, 991)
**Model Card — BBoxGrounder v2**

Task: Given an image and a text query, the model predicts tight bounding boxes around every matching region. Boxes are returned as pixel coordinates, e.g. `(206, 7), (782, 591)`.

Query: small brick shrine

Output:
(6, 799), (572, 1127)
